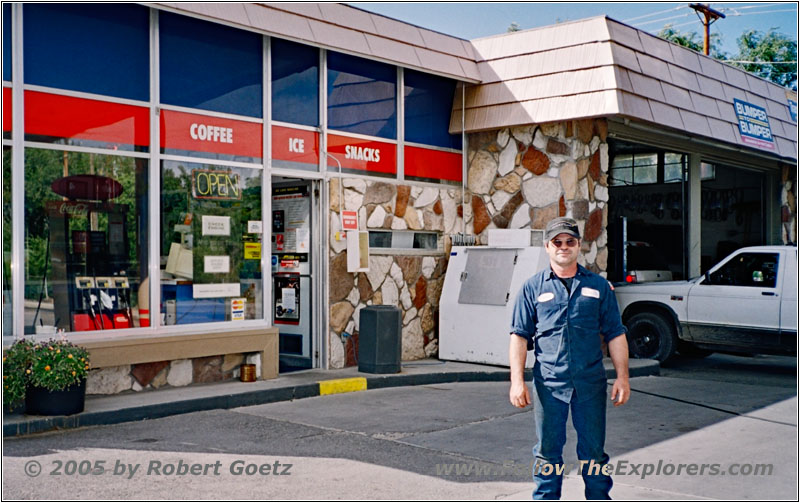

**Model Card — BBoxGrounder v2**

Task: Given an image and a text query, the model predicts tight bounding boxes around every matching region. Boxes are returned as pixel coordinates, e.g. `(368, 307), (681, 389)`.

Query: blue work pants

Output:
(531, 381), (612, 500)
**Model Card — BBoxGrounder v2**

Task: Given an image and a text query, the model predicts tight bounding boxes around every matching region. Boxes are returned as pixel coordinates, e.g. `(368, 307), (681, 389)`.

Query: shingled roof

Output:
(154, 2), (481, 82)
(451, 16), (797, 161)
(152, 4), (795, 161)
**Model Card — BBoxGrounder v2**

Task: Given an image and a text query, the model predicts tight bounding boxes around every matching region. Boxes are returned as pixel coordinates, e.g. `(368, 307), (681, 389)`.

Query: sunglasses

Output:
(550, 238), (579, 248)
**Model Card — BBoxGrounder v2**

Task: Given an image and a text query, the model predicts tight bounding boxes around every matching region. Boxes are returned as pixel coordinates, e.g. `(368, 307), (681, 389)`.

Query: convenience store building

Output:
(2, 3), (796, 394)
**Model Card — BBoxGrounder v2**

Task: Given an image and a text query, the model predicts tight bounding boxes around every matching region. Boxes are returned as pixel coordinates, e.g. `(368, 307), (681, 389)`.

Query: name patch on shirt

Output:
(537, 292), (555, 302)
(581, 287), (600, 299)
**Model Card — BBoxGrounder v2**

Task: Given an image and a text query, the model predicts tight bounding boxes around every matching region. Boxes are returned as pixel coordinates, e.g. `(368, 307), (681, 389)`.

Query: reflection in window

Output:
(701, 162), (716, 181)
(664, 153), (686, 183)
(3, 147), (11, 337)
(368, 230), (439, 251)
(23, 3), (149, 100)
(404, 69), (462, 150)
(708, 253), (778, 288)
(272, 38), (318, 127)
(159, 11), (262, 118)
(161, 161), (263, 325)
(327, 51), (396, 139)
(23, 149), (149, 334)
(3, 4), (11, 83)
(609, 153), (657, 186)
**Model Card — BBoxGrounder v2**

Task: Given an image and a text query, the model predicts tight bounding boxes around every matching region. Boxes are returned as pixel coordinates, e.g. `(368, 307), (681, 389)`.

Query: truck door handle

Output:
(762, 291), (776, 296)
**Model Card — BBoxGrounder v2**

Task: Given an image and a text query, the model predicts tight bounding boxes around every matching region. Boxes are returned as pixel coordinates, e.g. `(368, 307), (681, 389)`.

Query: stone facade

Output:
(466, 119), (610, 272)
(86, 352), (259, 395)
(327, 119), (609, 369)
(328, 180), (461, 368)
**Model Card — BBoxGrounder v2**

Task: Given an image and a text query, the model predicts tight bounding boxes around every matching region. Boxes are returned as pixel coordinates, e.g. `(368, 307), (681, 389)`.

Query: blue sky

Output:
(349, 2), (798, 58)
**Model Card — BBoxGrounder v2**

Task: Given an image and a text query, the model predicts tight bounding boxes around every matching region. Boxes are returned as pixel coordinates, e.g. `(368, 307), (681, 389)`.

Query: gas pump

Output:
(46, 174), (134, 332)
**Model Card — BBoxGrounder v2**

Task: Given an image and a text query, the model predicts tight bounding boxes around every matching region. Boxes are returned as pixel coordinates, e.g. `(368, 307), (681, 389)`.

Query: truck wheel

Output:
(625, 312), (677, 362)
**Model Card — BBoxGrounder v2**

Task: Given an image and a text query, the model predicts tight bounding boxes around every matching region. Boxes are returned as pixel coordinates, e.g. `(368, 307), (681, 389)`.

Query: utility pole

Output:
(689, 3), (725, 55)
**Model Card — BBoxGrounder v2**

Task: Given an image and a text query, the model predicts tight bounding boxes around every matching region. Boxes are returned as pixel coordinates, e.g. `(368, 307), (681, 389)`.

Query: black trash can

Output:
(358, 305), (402, 374)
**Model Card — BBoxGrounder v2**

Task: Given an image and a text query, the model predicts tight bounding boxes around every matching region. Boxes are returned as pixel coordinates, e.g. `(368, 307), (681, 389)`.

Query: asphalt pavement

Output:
(3, 357), (658, 437)
(2, 354), (797, 500)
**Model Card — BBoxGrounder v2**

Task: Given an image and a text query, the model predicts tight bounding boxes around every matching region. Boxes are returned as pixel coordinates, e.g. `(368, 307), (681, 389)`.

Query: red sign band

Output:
(25, 91), (149, 148)
(272, 125), (320, 166)
(327, 133), (397, 175)
(160, 109), (262, 159)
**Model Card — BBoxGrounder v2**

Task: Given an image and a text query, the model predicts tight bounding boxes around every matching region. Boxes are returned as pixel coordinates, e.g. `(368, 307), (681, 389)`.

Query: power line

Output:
(632, 12), (693, 27)
(726, 60), (797, 64)
(725, 9), (799, 16)
(623, 5), (684, 23)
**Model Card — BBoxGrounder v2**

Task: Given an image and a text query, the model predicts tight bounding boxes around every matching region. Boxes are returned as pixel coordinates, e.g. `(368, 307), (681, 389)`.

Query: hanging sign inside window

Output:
(733, 99), (775, 150)
(192, 169), (241, 200)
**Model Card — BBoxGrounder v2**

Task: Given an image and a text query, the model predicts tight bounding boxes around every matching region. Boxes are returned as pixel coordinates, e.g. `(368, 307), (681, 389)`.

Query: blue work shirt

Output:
(510, 264), (626, 404)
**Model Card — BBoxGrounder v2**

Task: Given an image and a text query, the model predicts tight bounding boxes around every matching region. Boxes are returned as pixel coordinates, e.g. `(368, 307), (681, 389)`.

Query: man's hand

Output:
(608, 334), (630, 407)
(510, 380), (531, 408)
(610, 377), (630, 406)
(509, 334), (531, 408)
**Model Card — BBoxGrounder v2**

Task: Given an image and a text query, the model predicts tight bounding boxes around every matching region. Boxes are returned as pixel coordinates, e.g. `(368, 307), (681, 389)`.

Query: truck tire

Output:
(625, 312), (677, 362)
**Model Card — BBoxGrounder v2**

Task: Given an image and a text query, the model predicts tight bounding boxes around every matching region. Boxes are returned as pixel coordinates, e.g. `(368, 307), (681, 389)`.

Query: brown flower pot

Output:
(25, 379), (86, 416)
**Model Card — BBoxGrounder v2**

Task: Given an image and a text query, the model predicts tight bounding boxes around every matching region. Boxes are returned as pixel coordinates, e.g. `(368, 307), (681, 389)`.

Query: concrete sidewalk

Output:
(3, 358), (658, 437)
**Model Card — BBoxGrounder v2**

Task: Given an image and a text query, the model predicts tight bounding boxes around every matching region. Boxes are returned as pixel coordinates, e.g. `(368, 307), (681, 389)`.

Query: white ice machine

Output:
(439, 230), (550, 366)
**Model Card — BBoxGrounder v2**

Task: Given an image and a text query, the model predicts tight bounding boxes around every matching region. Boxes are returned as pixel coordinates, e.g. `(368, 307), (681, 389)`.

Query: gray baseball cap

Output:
(544, 217), (581, 242)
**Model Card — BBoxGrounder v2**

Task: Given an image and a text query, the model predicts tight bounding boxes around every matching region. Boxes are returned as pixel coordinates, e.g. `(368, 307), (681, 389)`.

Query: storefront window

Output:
(327, 51), (396, 139)
(664, 153), (686, 183)
(3, 3), (11, 83)
(159, 11), (263, 118)
(23, 3), (149, 101)
(23, 149), (149, 334)
(272, 38), (319, 127)
(3, 147), (11, 338)
(161, 161), (263, 325)
(609, 153), (658, 186)
(404, 69), (462, 150)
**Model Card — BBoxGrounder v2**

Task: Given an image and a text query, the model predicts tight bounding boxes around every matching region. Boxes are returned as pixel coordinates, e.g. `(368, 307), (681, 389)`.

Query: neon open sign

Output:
(192, 169), (241, 200)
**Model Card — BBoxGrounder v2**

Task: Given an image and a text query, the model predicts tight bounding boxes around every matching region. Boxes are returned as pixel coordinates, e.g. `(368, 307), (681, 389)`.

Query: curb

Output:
(4, 360), (658, 437)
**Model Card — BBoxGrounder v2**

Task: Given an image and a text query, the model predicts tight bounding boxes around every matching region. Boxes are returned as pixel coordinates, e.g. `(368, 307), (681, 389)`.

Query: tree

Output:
(507, 22), (520, 33)
(732, 29), (797, 90)
(657, 24), (727, 59)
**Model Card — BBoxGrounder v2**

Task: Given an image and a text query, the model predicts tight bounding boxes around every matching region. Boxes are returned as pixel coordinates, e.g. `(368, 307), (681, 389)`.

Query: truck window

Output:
(708, 252), (779, 288)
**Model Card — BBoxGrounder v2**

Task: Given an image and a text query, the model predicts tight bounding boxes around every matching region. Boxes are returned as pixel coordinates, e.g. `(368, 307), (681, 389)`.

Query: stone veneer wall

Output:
(328, 179), (463, 369)
(327, 120), (609, 369)
(466, 119), (611, 272)
(781, 163), (797, 245)
(85, 352), (261, 395)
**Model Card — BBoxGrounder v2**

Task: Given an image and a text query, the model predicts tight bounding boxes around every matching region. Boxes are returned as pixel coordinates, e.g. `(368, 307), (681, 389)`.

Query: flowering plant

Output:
(3, 338), (90, 409)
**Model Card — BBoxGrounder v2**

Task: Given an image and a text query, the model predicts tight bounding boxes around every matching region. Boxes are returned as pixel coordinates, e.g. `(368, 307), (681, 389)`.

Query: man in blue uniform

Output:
(509, 217), (629, 500)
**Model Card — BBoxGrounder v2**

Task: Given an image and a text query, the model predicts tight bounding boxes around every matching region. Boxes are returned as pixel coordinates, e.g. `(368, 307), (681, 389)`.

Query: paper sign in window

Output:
(193, 283), (240, 298)
(204, 255), (230, 273)
(202, 215), (230, 236)
(248, 221), (263, 234)
(296, 228), (310, 252)
(244, 242), (262, 260)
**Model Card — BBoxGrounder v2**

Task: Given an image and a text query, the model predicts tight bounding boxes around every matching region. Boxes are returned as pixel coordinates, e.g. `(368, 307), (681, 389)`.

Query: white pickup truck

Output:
(614, 245), (797, 362)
